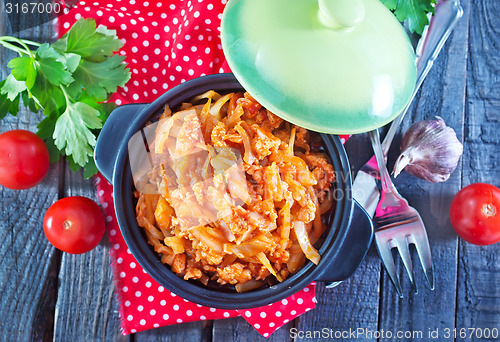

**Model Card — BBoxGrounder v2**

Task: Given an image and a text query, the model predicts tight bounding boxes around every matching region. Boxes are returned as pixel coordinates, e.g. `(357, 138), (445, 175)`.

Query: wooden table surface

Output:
(1, 0), (499, 341)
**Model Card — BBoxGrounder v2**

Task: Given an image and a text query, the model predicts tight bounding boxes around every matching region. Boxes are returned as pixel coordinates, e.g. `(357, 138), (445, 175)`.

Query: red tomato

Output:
(449, 183), (500, 245)
(0, 130), (50, 190)
(43, 196), (106, 254)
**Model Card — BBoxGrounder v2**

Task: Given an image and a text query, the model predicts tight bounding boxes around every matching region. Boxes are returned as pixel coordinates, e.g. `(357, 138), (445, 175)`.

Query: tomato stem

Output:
(63, 220), (72, 230)
(481, 203), (497, 218)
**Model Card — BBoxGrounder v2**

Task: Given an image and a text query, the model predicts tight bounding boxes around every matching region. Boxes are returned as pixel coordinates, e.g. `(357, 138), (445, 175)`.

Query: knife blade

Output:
(352, 0), (463, 217)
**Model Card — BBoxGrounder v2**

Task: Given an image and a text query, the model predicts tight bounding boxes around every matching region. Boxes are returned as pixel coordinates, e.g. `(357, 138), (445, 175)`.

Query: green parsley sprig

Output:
(0, 18), (131, 178)
(381, 0), (436, 35)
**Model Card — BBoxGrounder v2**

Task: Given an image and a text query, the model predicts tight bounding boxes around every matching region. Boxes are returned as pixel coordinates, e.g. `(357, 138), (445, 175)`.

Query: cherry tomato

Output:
(43, 196), (106, 254)
(0, 130), (50, 190)
(449, 183), (500, 245)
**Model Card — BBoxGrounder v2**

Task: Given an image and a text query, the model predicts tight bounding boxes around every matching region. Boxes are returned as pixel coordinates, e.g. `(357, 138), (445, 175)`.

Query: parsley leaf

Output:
(381, 0), (435, 34)
(8, 56), (37, 89)
(1, 74), (27, 101)
(59, 18), (123, 62)
(72, 55), (129, 99)
(0, 19), (130, 177)
(53, 102), (103, 167)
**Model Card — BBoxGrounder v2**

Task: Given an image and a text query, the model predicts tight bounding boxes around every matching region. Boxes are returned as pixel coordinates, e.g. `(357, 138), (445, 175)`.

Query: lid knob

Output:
(318, 0), (365, 30)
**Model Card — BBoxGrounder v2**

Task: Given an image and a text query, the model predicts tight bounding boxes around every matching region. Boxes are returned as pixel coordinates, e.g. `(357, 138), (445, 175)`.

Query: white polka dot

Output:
(207, 3), (214, 10)
(153, 63), (160, 69)
(275, 311), (282, 317)
(173, 17), (179, 25)
(160, 300), (166, 306)
(170, 4), (176, 9)
(196, 59), (203, 66)
(152, 21), (158, 26)
(148, 295), (154, 302)
(131, 46), (138, 53)
(122, 286), (128, 292)
(269, 322), (275, 327)
(158, 286), (165, 292)
(130, 0), (136, 4)
(113, 100), (121, 107)
(153, 323), (160, 328)
(170, 292), (176, 297)
(303, 287), (310, 292)
(130, 329), (137, 333)
(162, 83), (168, 89)
(109, 16), (115, 23)
(117, 257), (123, 264)
(291, 310), (297, 315)
(143, 41), (149, 47)
(183, 56), (189, 62)
(200, 315), (206, 320)
(130, 19), (137, 25)
(194, 11), (200, 18)
(150, 309), (156, 315)
(297, 298), (304, 304)
(140, 319), (146, 326)
(282, 299), (288, 305)
(127, 315), (133, 321)
(145, 281), (152, 288)
(283, 319), (290, 324)
(127, 249), (131, 254)
(143, 55), (149, 61)
(163, 314), (169, 320)
(132, 277), (139, 283)
(142, 26), (149, 33)
(154, 48), (161, 55)
(244, 311), (251, 317)
(205, 19), (211, 24)
(137, 305), (144, 312)
(188, 69), (194, 76)
(63, 22), (70, 29)
(175, 66), (182, 72)
(124, 300), (131, 307)
(263, 333), (269, 337)
(161, 13), (167, 19)
(254, 323), (260, 329)
(260, 312), (266, 318)
(135, 291), (141, 297)
(173, 304), (179, 311)
(119, 272), (126, 278)
(105, 215), (112, 222)
(191, 46), (197, 52)
(186, 310), (193, 316)
(132, 32), (138, 39)
(75, 13), (82, 20)
(143, 1), (149, 6)
(205, 47), (211, 54)
(223, 312), (230, 318)
(209, 308), (216, 312)
(133, 94), (139, 100)
(176, 319), (183, 323)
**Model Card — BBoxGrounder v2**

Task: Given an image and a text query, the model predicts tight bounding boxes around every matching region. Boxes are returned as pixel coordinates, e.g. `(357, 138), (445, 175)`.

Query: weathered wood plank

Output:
(212, 317), (293, 342)
(0, 9), (60, 341)
(135, 321), (211, 342)
(377, 0), (471, 340)
(52, 169), (126, 341)
(456, 0), (500, 340)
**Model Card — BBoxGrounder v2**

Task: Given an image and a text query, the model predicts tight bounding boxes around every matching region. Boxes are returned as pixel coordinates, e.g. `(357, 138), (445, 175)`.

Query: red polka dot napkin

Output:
(56, 0), (348, 337)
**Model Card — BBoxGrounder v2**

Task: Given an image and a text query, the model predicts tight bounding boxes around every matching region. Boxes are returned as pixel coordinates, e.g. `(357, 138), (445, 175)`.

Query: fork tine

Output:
(411, 228), (434, 290)
(395, 236), (417, 294)
(375, 237), (403, 298)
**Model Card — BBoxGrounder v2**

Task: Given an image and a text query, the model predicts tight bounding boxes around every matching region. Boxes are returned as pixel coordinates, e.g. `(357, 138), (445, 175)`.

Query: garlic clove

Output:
(392, 117), (463, 183)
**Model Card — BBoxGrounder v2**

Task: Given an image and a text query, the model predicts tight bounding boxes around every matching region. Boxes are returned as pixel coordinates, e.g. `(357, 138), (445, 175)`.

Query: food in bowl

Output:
(134, 91), (335, 292)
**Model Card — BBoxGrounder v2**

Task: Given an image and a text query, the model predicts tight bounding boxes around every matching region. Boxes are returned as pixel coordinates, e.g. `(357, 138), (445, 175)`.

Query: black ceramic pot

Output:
(94, 73), (373, 309)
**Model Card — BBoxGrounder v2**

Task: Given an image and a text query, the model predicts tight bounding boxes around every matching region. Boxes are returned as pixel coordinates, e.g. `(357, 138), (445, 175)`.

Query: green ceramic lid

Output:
(221, 0), (417, 134)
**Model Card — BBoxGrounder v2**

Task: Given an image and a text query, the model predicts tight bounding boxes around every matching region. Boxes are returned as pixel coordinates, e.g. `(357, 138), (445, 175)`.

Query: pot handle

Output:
(315, 200), (374, 284)
(94, 103), (148, 183)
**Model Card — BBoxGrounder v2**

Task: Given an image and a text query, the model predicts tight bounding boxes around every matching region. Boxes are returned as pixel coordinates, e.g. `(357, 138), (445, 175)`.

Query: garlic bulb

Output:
(393, 117), (463, 183)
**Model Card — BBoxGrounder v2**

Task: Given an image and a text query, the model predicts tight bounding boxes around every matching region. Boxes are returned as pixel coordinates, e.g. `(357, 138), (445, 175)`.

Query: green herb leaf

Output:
(0, 80), (20, 119)
(64, 18), (123, 62)
(8, 56), (37, 89)
(53, 101), (103, 167)
(36, 57), (74, 86)
(72, 55), (130, 99)
(381, 0), (435, 34)
(1, 74), (27, 101)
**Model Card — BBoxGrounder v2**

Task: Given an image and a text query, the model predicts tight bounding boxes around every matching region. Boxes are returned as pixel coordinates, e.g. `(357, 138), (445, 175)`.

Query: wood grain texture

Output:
(212, 317), (293, 342)
(456, 0), (500, 340)
(0, 12), (61, 342)
(52, 169), (125, 342)
(135, 321), (211, 342)
(377, 0), (471, 340)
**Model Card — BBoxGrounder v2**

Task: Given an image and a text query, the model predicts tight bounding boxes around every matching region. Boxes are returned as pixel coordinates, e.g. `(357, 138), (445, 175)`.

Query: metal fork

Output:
(369, 129), (434, 297)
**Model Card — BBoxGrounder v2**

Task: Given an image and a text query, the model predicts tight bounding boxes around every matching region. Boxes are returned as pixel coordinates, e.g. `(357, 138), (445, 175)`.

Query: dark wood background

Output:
(1, 0), (499, 341)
